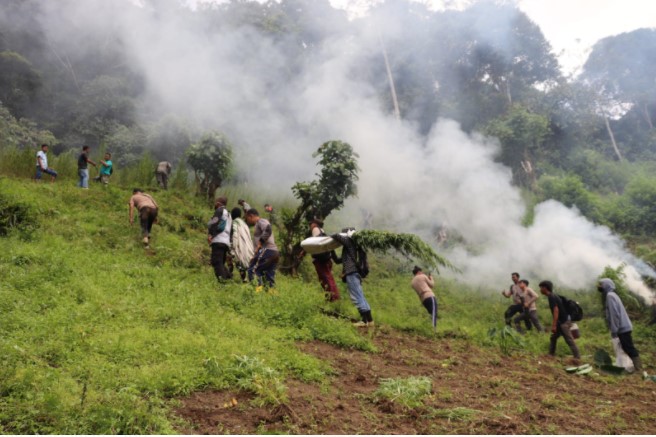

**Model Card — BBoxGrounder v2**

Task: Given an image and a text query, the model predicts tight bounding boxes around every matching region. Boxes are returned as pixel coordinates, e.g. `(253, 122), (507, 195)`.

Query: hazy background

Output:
(2, 0), (655, 300)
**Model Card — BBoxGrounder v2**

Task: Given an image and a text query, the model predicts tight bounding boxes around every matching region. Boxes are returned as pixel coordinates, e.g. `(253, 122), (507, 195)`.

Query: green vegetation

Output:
(374, 376), (432, 408)
(0, 177), (654, 433)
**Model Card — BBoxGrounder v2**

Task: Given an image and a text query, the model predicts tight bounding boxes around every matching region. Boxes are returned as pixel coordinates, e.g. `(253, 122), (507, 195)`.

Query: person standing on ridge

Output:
(95, 152), (113, 185)
(155, 161), (172, 190)
(77, 145), (97, 189)
(35, 144), (57, 183)
(128, 188), (159, 247)
(411, 266), (437, 331)
(598, 278), (641, 371)
(539, 280), (581, 361)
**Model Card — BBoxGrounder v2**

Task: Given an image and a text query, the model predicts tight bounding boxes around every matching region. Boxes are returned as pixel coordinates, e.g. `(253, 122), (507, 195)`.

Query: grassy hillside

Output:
(1, 177), (655, 434)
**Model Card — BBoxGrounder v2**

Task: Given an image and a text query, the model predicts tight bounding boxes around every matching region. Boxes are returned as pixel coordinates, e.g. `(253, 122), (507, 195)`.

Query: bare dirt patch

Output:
(174, 327), (656, 434)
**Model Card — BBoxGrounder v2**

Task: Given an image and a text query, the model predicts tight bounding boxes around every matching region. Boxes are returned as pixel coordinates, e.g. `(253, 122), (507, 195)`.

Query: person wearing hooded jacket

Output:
(598, 278), (641, 371)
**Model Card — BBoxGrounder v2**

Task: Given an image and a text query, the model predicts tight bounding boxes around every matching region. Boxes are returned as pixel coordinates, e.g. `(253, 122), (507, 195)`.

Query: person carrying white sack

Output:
(598, 278), (642, 372)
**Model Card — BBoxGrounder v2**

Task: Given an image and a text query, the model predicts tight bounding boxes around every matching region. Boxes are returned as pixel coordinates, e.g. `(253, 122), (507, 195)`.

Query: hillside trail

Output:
(174, 326), (655, 434)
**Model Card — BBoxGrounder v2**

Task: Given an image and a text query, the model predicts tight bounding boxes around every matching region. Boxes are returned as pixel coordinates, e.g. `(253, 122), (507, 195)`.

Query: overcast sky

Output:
(517, 0), (656, 76)
(327, 0), (656, 76)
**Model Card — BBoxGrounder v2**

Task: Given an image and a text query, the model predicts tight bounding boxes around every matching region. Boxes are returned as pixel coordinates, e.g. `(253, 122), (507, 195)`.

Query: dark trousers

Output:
(211, 243), (232, 281)
(514, 309), (544, 332)
(313, 259), (340, 301)
(549, 321), (581, 359)
(505, 303), (531, 330)
(422, 296), (438, 328)
(248, 248), (279, 287)
(618, 331), (640, 358)
(156, 172), (168, 189)
(139, 207), (158, 237)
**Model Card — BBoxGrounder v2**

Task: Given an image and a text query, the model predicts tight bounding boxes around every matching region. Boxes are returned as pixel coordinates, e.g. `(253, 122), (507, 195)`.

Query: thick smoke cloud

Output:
(30, 0), (655, 300)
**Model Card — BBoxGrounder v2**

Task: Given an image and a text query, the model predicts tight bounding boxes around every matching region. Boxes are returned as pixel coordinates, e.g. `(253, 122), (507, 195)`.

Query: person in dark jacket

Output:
(331, 228), (373, 327)
(539, 280), (580, 360)
(598, 278), (641, 371)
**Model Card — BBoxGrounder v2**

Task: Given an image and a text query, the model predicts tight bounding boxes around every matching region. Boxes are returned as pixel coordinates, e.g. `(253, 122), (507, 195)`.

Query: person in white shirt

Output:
(35, 144), (57, 183)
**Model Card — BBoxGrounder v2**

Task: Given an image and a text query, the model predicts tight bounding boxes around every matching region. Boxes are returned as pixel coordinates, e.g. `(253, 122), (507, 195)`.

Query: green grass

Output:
(0, 176), (654, 433)
(374, 376), (432, 408)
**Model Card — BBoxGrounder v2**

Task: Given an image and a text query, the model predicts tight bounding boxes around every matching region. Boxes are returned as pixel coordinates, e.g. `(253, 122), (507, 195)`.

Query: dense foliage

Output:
(186, 131), (234, 201)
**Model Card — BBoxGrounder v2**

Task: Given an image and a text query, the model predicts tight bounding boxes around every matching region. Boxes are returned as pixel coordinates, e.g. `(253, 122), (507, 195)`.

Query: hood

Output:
(598, 278), (616, 294)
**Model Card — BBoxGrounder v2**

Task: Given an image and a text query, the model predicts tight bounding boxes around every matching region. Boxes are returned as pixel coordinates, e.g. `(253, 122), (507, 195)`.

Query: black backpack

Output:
(558, 294), (583, 322)
(355, 245), (369, 279)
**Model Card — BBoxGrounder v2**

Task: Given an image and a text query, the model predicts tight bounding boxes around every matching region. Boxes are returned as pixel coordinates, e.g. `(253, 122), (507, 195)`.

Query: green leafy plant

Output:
(487, 325), (526, 355)
(280, 140), (359, 274)
(352, 229), (456, 273)
(374, 376), (432, 408)
(222, 355), (288, 407)
(186, 131), (234, 201)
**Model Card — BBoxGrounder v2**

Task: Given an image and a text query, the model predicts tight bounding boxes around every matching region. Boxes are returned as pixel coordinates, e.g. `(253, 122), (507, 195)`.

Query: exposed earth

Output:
(174, 327), (656, 434)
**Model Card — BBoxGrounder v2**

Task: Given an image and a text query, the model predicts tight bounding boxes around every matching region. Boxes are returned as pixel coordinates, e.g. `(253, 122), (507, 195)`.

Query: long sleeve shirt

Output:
(330, 233), (358, 276)
(253, 218), (277, 251)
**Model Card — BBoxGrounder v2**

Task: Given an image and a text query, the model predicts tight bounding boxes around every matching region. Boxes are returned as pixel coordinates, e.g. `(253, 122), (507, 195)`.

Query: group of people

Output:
(36, 145), (643, 364)
(35, 144), (113, 187)
(35, 144), (176, 190)
(500, 272), (641, 370)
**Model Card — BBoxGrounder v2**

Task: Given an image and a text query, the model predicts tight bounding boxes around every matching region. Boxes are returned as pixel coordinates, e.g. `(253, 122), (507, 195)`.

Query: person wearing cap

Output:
(539, 280), (580, 361)
(208, 196), (232, 282)
(309, 218), (340, 301)
(411, 266), (437, 330)
(128, 188), (159, 246)
(331, 228), (373, 327)
(598, 278), (641, 371)
(245, 208), (279, 290)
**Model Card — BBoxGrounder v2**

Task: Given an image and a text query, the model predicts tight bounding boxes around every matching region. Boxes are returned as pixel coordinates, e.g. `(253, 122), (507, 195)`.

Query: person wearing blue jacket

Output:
(598, 278), (641, 371)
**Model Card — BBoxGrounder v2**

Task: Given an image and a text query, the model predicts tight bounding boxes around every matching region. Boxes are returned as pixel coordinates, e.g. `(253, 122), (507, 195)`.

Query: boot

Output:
(632, 356), (642, 372)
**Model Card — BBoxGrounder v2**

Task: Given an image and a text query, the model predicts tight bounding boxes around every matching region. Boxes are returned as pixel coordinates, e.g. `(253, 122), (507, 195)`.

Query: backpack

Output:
(355, 245), (369, 279)
(208, 207), (227, 237)
(559, 294), (583, 322)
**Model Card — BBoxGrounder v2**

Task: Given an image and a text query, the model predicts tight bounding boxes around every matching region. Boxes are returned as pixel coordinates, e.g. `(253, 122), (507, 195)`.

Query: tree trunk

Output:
(379, 34), (401, 121)
(604, 115), (623, 161)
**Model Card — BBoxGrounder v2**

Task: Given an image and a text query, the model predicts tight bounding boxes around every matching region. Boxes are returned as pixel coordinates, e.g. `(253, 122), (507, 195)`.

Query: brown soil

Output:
(174, 326), (656, 434)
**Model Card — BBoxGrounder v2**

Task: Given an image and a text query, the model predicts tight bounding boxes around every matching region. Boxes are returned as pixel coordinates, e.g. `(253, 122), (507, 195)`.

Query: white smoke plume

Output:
(27, 0), (656, 301)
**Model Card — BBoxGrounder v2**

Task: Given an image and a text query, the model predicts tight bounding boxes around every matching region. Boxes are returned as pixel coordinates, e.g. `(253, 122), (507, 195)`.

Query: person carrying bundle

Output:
(411, 266), (437, 331)
(309, 218), (340, 302)
(331, 228), (373, 327)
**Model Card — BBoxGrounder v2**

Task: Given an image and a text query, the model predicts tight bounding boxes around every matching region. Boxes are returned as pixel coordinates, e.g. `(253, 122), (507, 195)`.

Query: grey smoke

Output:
(27, 0), (656, 301)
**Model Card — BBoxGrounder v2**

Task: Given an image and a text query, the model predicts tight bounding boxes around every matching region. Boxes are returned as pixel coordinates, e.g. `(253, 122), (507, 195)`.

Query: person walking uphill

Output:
(245, 209), (279, 290)
(309, 219), (340, 301)
(539, 280), (581, 361)
(411, 266), (437, 331)
(35, 144), (57, 183)
(155, 161), (172, 190)
(228, 207), (254, 283)
(77, 145), (97, 189)
(207, 196), (232, 282)
(598, 278), (641, 371)
(514, 279), (544, 333)
(128, 188), (159, 247)
(331, 228), (373, 327)
(502, 272), (531, 330)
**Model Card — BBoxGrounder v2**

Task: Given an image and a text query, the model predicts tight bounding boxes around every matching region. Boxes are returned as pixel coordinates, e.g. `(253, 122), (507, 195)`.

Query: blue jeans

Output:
(345, 273), (370, 312)
(78, 168), (89, 188)
(35, 166), (57, 179)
